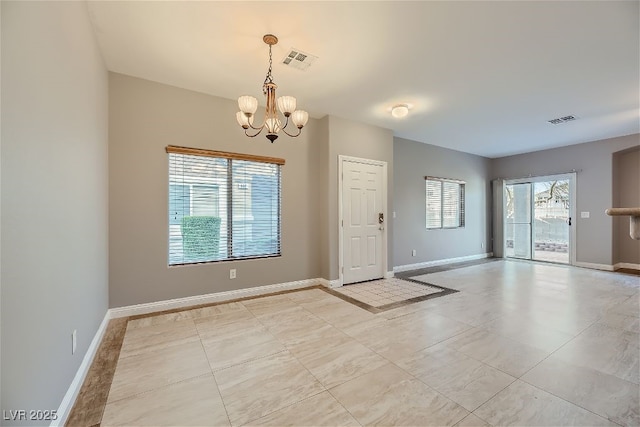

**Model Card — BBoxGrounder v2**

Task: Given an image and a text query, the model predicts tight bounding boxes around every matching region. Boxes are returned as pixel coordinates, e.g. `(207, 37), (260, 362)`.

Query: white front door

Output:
(341, 158), (385, 284)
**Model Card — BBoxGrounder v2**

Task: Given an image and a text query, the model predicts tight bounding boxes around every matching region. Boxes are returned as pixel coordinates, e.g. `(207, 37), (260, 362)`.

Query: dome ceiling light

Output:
(391, 104), (410, 118)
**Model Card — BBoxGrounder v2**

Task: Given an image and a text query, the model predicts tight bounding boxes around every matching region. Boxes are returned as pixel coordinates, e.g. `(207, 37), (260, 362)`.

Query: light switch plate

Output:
(581, 212), (590, 218)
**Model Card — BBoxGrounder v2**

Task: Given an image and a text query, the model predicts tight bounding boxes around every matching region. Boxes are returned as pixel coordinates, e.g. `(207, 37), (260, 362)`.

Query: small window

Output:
(167, 145), (284, 266)
(426, 176), (465, 229)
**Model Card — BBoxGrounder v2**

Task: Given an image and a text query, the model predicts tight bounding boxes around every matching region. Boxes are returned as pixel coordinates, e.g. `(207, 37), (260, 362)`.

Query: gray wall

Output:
(109, 73), (322, 307)
(109, 75), (394, 301)
(393, 137), (493, 267)
(1, 2), (109, 423)
(314, 117), (331, 280)
(612, 147), (640, 265)
(326, 116), (394, 280)
(492, 133), (639, 266)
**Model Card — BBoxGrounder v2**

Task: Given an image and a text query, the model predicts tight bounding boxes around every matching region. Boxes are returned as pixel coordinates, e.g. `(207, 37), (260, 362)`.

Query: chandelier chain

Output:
(263, 44), (274, 87)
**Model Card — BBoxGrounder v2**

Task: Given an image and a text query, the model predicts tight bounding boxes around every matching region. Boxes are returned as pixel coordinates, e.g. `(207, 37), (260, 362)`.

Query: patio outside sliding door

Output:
(532, 179), (570, 264)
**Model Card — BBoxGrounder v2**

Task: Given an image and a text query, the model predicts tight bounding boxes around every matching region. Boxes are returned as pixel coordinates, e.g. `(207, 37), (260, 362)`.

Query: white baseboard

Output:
(52, 311), (111, 427)
(614, 262), (640, 271)
(384, 270), (395, 279)
(317, 278), (330, 288)
(110, 278), (324, 318)
(393, 252), (494, 273)
(317, 278), (341, 288)
(575, 262), (614, 271)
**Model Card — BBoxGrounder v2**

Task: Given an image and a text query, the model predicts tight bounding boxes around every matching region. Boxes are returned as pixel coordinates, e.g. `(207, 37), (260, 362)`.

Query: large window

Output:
(167, 145), (283, 266)
(426, 176), (465, 229)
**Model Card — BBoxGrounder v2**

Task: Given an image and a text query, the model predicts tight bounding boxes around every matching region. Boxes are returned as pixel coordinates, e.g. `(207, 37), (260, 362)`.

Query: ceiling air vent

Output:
(548, 115), (578, 125)
(282, 48), (318, 71)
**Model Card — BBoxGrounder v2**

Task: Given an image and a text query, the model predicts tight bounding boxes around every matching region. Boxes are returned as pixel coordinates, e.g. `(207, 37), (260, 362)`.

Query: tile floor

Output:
(332, 277), (446, 307)
(100, 260), (639, 427)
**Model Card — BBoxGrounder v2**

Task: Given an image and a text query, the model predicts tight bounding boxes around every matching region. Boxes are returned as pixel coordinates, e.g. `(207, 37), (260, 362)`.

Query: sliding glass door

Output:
(504, 174), (575, 265)
(505, 183), (532, 259)
(532, 180), (570, 264)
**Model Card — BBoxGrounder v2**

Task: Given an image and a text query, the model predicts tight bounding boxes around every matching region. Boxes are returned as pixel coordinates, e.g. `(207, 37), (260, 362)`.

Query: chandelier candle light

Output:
(236, 34), (309, 142)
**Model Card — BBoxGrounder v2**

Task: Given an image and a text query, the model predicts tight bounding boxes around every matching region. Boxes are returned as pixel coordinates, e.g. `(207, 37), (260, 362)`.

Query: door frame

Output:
(503, 172), (577, 266)
(338, 155), (388, 287)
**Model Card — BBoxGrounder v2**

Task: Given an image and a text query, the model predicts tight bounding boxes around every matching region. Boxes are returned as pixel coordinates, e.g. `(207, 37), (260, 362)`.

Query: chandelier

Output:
(236, 34), (309, 143)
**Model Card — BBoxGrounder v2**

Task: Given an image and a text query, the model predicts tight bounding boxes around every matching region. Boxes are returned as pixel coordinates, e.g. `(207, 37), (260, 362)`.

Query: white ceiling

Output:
(87, 1), (639, 158)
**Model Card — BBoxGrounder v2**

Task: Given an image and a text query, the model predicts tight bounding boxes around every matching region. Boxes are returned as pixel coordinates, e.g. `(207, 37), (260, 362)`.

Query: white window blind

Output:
(426, 176), (465, 229)
(167, 146), (283, 265)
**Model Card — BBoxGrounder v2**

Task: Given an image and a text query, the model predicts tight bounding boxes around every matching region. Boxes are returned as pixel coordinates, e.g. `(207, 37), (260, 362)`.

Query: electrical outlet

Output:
(412, 249), (417, 257)
(72, 330), (77, 355)
(481, 243), (485, 249)
(230, 269), (236, 279)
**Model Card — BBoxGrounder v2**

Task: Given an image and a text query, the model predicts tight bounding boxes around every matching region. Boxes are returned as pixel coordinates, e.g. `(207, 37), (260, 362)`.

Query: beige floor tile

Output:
(102, 374), (229, 426)
(257, 306), (332, 344)
(363, 312), (473, 362)
(582, 322), (639, 345)
(608, 295), (640, 317)
(516, 308), (599, 335)
(119, 319), (199, 358)
(330, 363), (469, 426)
(430, 297), (517, 327)
(341, 315), (389, 340)
(200, 322), (286, 371)
(195, 314), (263, 340)
(522, 356), (640, 426)
(302, 298), (376, 330)
(194, 308), (258, 338)
(107, 340), (211, 403)
(214, 351), (324, 426)
(189, 301), (250, 320)
(475, 380), (617, 426)
(480, 313), (575, 352)
(126, 310), (197, 329)
(396, 345), (515, 411)
(291, 331), (388, 388)
(553, 323), (639, 384)
(242, 294), (298, 317)
(243, 391), (359, 426)
(281, 322), (347, 352)
(125, 302), (249, 330)
(286, 288), (334, 304)
(97, 261), (639, 427)
(443, 328), (549, 377)
(380, 297), (449, 319)
(454, 413), (492, 427)
(597, 311), (640, 333)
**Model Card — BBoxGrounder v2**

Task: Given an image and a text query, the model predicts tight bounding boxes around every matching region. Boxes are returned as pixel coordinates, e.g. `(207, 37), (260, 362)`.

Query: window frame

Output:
(167, 145), (285, 266)
(425, 176), (466, 230)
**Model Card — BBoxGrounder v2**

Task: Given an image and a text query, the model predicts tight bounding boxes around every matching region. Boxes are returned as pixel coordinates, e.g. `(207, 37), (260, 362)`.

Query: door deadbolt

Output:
(378, 213), (384, 224)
